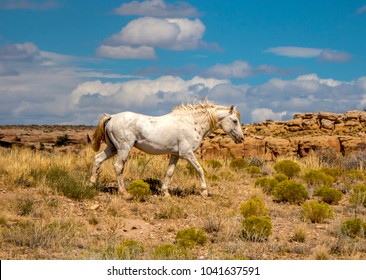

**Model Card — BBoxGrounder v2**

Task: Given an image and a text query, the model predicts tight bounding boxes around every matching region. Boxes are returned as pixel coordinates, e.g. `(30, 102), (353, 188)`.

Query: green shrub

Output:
(349, 185), (366, 207)
(320, 167), (342, 180)
(273, 160), (301, 178)
(340, 218), (366, 238)
(241, 216), (272, 242)
(314, 186), (343, 205)
(46, 166), (98, 200)
(229, 158), (248, 170)
(255, 177), (278, 194)
(206, 159), (223, 169)
(240, 197), (268, 218)
(272, 180), (308, 204)
(302, 169), (334, 188)
(116, 240), (144, 260)
(301, 201), (334, 223)
(126, 179), (151, 201)
(274, 173), (288, 182)
(245, 166), (261, 176)
(176, 227), (207, 248)
(152, 244), (192, 260)
(343, 170), (365, 183)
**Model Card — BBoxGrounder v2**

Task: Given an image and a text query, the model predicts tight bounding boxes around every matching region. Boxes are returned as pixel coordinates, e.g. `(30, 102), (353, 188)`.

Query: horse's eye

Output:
(233, 119), (238, 125)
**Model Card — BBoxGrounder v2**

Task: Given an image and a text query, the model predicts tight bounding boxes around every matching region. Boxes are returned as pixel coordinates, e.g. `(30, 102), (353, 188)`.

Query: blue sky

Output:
(0, 0), (365, 124)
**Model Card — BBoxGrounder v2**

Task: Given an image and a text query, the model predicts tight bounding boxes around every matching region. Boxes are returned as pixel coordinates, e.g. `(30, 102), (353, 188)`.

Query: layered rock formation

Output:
(1, 110), (366, 160)
(199, 110), (366, 160)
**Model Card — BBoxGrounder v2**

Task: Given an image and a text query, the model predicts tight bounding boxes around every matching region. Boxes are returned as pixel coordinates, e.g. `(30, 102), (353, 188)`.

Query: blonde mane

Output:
(172, 100), (240, 130)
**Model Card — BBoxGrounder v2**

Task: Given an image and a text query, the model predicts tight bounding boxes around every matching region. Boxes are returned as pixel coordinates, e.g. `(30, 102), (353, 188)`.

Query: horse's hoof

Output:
(201, 190), (209, 197)
(163, 192), (171, 198)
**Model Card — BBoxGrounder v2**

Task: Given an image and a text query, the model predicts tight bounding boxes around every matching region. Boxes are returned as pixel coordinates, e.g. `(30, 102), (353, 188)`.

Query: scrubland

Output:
(0, 145), (366, 260)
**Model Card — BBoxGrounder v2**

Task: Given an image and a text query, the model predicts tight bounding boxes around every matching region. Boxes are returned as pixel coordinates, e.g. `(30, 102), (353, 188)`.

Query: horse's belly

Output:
(134, 140), (177, 155)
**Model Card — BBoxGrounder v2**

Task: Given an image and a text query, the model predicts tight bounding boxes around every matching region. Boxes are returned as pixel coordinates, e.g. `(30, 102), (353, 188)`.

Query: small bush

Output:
(46, 166), (98, 200)
(55, 134), (71, 147)
(255, 177), (278, 194)
(248, 157), (265, 167)
(317, 147), (339, 167)
(314, 186), (343, 205)
(241, 216), (272, 242)
(116, 240), (144, 260)
(176, 227), (207, 248)
(320, 167), (342, 180)
(340, 218), (366, 238)
(245, 166), (261, 176)
(17, 196), (35, 216)
(229, 158), (248, 170)
(219, 171), (235, 181)
(206, 159), (223, 169)
(274, 173), (288, 182)
(302, 169), (334, 188)
(240, 197), (268, 218)
(301, 201), (334, 223)
(273, 160), (301, 178)
(273, 180), (308, 204)
(152, 244), (192, 260)
(290, 226), (306, 243)
(126, 179), (151, 201)
(343, 170), (365, 183)
(349, 185), (366, 207)
(155, 205), (187, 220)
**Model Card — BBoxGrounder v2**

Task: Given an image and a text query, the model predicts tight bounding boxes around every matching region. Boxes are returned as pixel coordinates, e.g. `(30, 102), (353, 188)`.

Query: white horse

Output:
(90, 101), (244, 197)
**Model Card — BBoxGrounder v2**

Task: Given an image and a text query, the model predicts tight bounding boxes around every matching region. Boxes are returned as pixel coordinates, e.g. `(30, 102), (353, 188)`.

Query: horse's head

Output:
(219, 105), (244, 144)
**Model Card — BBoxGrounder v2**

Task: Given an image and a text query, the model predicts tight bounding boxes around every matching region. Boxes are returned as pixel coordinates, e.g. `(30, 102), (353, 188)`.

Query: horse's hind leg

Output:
(161, 155), (179, 197)
(90, 145), (116, 186)
(114, 145), (132, 196)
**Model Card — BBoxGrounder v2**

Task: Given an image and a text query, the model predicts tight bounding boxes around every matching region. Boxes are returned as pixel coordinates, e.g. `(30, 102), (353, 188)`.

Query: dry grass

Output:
(0, 146), (366, 260)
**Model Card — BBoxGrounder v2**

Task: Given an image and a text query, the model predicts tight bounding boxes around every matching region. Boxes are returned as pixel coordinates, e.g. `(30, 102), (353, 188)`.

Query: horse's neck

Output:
(194, 109), (228, 139)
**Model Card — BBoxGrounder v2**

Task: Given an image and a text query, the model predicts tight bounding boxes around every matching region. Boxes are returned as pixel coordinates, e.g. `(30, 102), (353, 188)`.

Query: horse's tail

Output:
(92, 113), (111, 152)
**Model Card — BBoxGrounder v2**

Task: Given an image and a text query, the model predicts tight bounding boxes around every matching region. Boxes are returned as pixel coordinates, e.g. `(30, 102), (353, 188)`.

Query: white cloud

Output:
(204, 61), (252, 79)
(204, 60), (292, 79)
(105, 17), (206, 51)
(266, 46), (322, 58)
(70, 75), (228, 110)
(96, 45), (156, 60)
(266, 46), (352, 63)
(0, 42), (40, 61)
(318, 49), (352, 63)
(251, 108), (287, 123)
(114, 0), (199, 18)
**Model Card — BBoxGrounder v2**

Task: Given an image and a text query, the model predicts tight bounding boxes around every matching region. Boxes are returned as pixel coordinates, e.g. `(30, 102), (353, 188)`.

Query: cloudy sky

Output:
(0, 0), (366, 124)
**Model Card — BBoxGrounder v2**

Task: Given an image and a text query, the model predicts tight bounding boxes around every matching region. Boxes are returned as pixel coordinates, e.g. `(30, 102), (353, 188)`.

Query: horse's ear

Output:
(229, 105), (235, 113)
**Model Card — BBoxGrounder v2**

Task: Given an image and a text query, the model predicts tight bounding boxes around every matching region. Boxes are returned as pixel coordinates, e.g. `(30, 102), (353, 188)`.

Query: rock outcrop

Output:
(2, 110), (366, 159)
(199, 110), (366, 160)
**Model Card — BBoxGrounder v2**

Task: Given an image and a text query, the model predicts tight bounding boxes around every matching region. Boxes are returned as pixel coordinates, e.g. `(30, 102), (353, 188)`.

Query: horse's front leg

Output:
(182, 152), (208, 197)
(161, 155), (179, 197)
